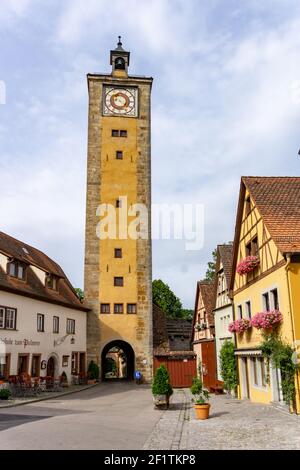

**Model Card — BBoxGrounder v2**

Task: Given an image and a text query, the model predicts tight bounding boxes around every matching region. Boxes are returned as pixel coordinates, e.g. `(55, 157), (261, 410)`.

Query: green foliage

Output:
(220, 340), (238, 393)
(0, 389), (11, 400)
(190, 376), (209, 404)
(152, 280), (182, 319)
(180, 309), (194, 321)
(87, 360), (100, 380)
(204, 249), (217, 282)
(75, 288), (84, 302)
(260, 332), (298, 405)
(152, 365), (173, 396)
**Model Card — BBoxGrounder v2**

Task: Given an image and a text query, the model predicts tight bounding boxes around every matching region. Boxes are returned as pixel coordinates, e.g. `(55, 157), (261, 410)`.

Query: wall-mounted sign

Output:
(41, 360), (47, 370)
(0, 338), (40, 348)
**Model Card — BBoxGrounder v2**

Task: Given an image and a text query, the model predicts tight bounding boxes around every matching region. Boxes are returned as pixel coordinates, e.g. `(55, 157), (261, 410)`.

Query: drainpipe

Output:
(285, 253), (300, 414)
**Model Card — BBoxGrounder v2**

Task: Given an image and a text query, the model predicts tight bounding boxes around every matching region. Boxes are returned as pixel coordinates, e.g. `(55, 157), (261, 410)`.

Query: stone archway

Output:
(101, 340), (135, 381)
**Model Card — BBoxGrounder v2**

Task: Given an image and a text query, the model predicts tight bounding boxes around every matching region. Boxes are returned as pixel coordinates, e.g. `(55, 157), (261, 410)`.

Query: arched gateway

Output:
(101, 340), (135, 381)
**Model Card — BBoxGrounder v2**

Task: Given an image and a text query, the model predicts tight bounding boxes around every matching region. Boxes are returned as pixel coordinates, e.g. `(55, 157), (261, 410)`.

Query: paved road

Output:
(0, 382), (163, 450)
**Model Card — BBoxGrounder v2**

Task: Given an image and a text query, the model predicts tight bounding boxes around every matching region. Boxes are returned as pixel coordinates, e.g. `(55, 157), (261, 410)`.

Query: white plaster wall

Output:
(0, 290), (87, 382)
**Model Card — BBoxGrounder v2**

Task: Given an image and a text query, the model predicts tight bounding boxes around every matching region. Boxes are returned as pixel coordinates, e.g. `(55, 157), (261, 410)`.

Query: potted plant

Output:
(190, 376), (210, 420)
(87, 360), (99, 384)
(0, 389), (11, 401)
(152, 364), (173, 409)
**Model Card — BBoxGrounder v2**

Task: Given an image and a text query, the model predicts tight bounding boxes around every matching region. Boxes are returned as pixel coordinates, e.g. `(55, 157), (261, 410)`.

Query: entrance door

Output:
(47, 357), (55, 377)
(240, 357), (250, 399)
(201, 341), (217, 390)
(101, 340), (135, 381)
(18, 354), (29, 375)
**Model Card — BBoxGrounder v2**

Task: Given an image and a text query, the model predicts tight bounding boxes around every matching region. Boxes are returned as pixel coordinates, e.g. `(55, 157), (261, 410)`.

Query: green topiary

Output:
(152, 364), (173, 396)
(190, 376), (209, 404)
(0, 389), (11, 400)
(220, 340), (238, 393)
(87, 360), (100, 380)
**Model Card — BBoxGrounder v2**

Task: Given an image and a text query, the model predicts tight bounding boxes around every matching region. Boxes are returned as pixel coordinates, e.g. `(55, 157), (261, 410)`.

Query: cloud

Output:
(2, 1), (300, 307)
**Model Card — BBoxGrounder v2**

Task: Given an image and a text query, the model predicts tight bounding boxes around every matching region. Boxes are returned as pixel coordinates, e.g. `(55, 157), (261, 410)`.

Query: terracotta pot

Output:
(194, 403), (210, 420)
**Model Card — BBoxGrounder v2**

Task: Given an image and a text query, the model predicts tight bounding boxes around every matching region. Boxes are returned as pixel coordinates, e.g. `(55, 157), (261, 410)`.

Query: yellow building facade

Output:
(231, 177), (300, 412)
(84, 39), (153, 382)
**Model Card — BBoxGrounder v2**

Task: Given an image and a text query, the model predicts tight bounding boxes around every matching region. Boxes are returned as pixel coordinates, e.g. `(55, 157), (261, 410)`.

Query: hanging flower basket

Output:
(251, 310), (283, 330)
(236, 255), (260, 275)
(228, 318), (251, 334)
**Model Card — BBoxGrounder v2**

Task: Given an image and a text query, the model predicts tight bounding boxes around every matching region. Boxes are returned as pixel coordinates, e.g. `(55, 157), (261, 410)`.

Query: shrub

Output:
(220, 340), (238, 393)
(152, 365), (173, 396)
(87, 360), (100, 380)
(0, 389), (11, 400)
(190, 376), (209, 405)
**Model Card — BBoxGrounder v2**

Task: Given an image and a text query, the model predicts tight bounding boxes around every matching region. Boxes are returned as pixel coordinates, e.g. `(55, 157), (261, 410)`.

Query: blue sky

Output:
(1, 0), (300, 307)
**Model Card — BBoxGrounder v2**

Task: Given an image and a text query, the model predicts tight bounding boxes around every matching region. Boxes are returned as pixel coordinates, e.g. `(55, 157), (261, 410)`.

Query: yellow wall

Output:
(99, 116), (139, 347)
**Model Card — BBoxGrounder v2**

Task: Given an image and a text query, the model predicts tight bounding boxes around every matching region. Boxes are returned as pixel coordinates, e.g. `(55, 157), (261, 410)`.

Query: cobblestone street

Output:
(144, 389), (300, 450)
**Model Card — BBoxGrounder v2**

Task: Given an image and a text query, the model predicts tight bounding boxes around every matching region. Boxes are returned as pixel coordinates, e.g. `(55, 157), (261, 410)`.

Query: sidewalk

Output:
(144, 390), (300, 450)
(0, 383), (98, 409)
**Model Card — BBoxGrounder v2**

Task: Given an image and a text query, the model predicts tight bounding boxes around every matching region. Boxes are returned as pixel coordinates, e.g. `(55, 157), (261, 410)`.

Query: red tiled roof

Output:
(199, 281), (216, 326)
(217, 244), (234, 288)
(0, 231), (89, 312)
(243, 177), (300, 253)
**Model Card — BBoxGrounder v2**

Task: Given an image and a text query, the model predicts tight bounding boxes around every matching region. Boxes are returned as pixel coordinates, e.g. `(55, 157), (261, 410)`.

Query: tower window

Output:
(116, 151), (123, 160)
(114, 277), (124, 287)
(114, 248), (122, 258)
(115, 57), (125, 70)
(100, 303), (110, 314)
(127, 304), (137, 314)
(114, 303), (123, 314)
(112, 129), (119, 137)
(120, 130), (127, 137)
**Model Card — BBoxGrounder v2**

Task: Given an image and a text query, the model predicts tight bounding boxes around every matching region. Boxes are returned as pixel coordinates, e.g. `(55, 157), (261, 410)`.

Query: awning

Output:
(234, 349), (262, 357)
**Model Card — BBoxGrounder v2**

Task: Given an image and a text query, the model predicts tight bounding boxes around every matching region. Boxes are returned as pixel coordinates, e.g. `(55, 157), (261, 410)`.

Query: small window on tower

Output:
(116, 151), (123, 160)
(120, 130), (127, 137)
(116, 199), (122, 208)
(114, 248), (122, 258)
(114, 277), (124, 287)
(114, 303), (123, 314)
(112, 130), (119, 137)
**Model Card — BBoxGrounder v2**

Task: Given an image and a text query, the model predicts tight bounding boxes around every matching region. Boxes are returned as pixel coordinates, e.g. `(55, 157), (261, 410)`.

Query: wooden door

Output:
(153, 356), (196, 388)
(201, 341), (217, 391)
(47, 357), (55, 377)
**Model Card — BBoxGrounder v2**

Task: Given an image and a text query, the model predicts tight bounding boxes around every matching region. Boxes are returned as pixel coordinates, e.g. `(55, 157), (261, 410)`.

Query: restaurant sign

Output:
(0, 337), (41, 348)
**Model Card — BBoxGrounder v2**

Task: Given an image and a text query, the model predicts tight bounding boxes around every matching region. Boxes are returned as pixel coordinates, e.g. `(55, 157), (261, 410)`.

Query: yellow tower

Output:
(84, 38), (153, 382)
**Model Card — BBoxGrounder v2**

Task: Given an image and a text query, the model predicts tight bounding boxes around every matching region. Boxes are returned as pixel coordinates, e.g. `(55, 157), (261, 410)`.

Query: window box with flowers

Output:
(195, 323), (206, 332)
(251, 310), (283, 330)
(236, 255), (260, 276)
(228, 318), (251, 334)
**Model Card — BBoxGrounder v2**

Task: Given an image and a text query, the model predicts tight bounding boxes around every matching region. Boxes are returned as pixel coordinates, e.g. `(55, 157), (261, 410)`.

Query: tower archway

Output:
(101, 340), (135, 381)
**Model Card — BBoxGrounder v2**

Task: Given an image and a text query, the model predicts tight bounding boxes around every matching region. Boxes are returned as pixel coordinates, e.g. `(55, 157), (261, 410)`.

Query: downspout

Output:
(285, 253), (300, 413)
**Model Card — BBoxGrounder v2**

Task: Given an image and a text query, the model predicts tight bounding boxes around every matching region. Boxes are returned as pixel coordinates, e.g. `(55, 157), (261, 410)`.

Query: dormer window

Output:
(7, 260), (26, 280)
(46, 274), (58, 290)
(115, 57), (125, 70)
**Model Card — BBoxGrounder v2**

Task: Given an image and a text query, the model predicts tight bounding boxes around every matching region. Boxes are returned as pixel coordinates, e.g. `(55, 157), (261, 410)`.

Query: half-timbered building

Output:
(230, 177), (300, 412)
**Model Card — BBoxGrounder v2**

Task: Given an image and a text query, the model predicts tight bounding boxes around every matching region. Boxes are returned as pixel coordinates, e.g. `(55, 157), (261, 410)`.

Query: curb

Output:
(0, 383), (99, 409)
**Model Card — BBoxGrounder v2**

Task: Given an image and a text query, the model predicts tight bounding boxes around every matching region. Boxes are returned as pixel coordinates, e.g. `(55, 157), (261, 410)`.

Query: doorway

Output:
(47, 356), (56, 377)
(101, 340), (135, 381)
(240, 357), (250, 399)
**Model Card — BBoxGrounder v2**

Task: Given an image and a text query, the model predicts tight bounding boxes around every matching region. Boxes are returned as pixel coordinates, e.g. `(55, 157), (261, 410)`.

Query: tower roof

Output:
(110, 36), (130, 66)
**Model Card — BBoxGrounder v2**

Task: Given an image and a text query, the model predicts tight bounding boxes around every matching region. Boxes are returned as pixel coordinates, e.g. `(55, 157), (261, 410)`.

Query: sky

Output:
(1, 0), (300, 308)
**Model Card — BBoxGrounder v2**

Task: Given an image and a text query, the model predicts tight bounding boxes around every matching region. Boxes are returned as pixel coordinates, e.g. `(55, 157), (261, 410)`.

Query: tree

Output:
(152, 279), (182, 319)
(204, 249), (217, 281)
(75, 288), (84, 302)
(220, 340), (238, 393)
(180, 309), (194, 321)
(152, 364), (173, 397)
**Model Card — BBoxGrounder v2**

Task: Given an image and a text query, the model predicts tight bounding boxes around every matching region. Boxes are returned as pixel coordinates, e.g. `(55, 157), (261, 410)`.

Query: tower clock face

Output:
(103, 86), (138, 117)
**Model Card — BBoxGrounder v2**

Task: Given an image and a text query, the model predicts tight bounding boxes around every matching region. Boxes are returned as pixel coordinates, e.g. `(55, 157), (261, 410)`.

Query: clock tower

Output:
(84, 38), (153, 382)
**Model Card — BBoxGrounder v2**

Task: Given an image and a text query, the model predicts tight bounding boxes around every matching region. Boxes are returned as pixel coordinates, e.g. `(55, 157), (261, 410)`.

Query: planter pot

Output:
(194, 403), (210, 420)
(153, 394), (170, 409)
(87, 379), (96, 385)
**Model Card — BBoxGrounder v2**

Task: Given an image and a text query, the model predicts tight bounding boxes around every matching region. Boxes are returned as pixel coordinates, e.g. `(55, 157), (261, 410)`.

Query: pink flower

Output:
(236, 256), (260, 276)
(228, 318), (251, 334)
(251, 310), (283, 330)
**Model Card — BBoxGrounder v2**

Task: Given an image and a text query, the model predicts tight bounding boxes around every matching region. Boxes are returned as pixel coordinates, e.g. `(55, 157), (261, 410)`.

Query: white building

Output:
(213, 244), (235, 382)
(0, 231), (88, 383)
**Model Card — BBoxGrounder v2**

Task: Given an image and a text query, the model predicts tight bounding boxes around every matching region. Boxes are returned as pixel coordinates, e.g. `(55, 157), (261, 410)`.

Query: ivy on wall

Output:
(220, 340), (238, 393)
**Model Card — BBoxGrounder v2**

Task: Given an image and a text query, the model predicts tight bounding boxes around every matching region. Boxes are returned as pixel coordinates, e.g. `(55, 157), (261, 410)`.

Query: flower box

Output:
(236, 255), (260, 275)
(250, 310), (283, 330)
(228, 318), (251, 334)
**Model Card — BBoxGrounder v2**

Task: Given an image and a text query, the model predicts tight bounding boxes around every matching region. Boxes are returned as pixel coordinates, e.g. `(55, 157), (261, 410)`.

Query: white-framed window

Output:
(67, 318), (75, 334)
(237, 305), (243, 319)
(53, 316), (59, 334)
(251, 356), (267, 389)
(262, 287), (279, 311)
(245, 301), (252, 319)
(0, 307), (4, 329)
(37, 314), (45, 332)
